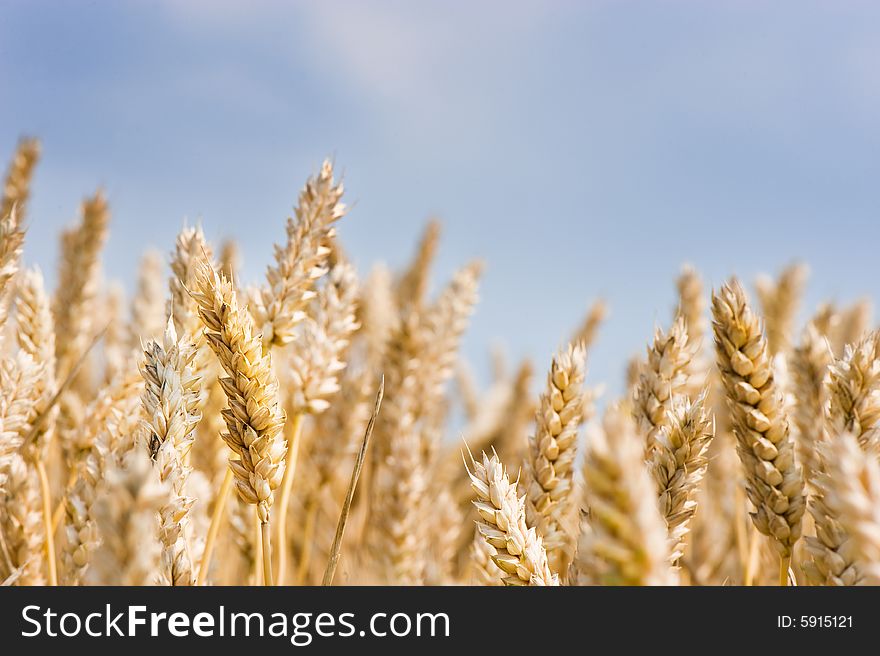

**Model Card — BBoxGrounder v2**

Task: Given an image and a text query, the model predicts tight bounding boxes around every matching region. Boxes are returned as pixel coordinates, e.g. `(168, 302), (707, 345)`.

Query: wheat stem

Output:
(261, 519), (273, 586)
(253, 511), (263, 586)
(275, 411), (304, 585)
(744, 529), (760, 586)
(196, 467), (234, 586)
(322, 377), (383, 586)
(36, 461), (57, 586)
(734, 484), (748, 577)
(295, 498), (318, 585)
(779, 556), (790, 586)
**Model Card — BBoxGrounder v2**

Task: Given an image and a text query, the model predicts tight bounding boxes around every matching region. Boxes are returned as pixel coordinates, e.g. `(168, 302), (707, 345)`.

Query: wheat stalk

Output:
(359, 263), (397, 368)
(491, 360), (536, 473)
(140, 318), (202, 585)
(377, 380), (425, 584)
(467, 525), (504, 585)
(574, 405), (676, 586)
(367, 263), (480, 582)
(711, 279), (805, 579)
(53, 192), (110, 381)
(833, 299), (872, 355)
(689, 372), (746, 585)
(0, 138), (40, 224)
(101, 284), (130, 383)
(650, 391), (714, 563)
(253, 160), (345, 350)
(288, 260), (360, 414)
(467, 451), (558, 586)
(755, 262), (808, 356)
(278, 259), (359, 583)
(632, 316), (696, 451)
(0, 354), (43, 587)
(572, 299), (608, 351)
(0, 138), (40, 331)
(0, 353), (42, 488)
(676, 265), (706, 344)
(395, 219), (440, 312)
(131, 250), (166, 345)
(804, 332), (880, 585)
(169, 227), (213, 339)
(416, 261), (482, 456)
(425, 488), (463, 584)
(525, 343), (586, 574)
(322, 377), (383, 586)
(824, 332), (880, 455)
(0, 205), (26, 333)
(819, 432), (880, 585)
(789, 322), (832, 486)
(191, 259), (286, 584)
(13, 267), (59, 584)
(61, 360), (143, 584)
(0, 454), (44, 584)
(91, 449), (168, 585)
(218, 238), (240, 283)
(14, 267), (57, 460)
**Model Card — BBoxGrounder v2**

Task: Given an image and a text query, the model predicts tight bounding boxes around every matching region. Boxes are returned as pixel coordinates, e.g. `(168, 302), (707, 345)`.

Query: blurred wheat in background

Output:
(0, 138), (879, 587)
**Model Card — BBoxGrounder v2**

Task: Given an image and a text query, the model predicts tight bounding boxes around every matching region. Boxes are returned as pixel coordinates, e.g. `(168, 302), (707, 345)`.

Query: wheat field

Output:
(1, 138), (878, 587)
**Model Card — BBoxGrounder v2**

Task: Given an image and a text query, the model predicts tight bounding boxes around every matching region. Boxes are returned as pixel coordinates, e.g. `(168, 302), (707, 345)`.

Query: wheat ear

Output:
(91, 449), (168, 585)
(789, 322), (832, 486)
(14, 267), (59, 583)
(416, 261), (482, 455)
(675, 265), (706, 344)
(824, 332), (880, 455)
(1, 138), (40, 224)
(633, 316), (696, 451)
(218, 238), (241, 282)
(467, 451), (558, 586)
(819, 432), (880, 585)
(755, 262), (808, 356)
(169, 227), (224, 489)
(53, 192), (110, 381)
(0, 454), (44, 584)
(525, 343), (586, 574)
(368, 265), (480, 583)
(711, 279), (805, 573)
(253, 160), (345, 350)
(575, 405), (676, 586)
(0, 204), (26, 334)
(0, 138), (39, 329)
(804, 332), (880, 585)
(61, 359), (143, 584)
(468, 524), (504, 585)
(131, 249), (166, 345)
(395, 219), (441, 312)
(0, 353), (41, 488)
(140, 318), (202, 585)
(359, 263), (397, 367)
(572, 299), (608, 351)
(191, 259), (286, 584)
(0, 354), (45, 584)
(833, 299), (872, 355)
(14, 266), (56, 449)
(278, 260), (359, 583)
(169, 226), (213, 339)
(101, 283), (130, 383)
(376, 352), (426, 584)
(288, 260), (360, 414)
(650, 391), (714, 563)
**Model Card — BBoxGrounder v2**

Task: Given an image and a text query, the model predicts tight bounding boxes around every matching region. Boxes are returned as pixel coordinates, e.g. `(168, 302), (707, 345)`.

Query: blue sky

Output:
(2, 1), (880, 395)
